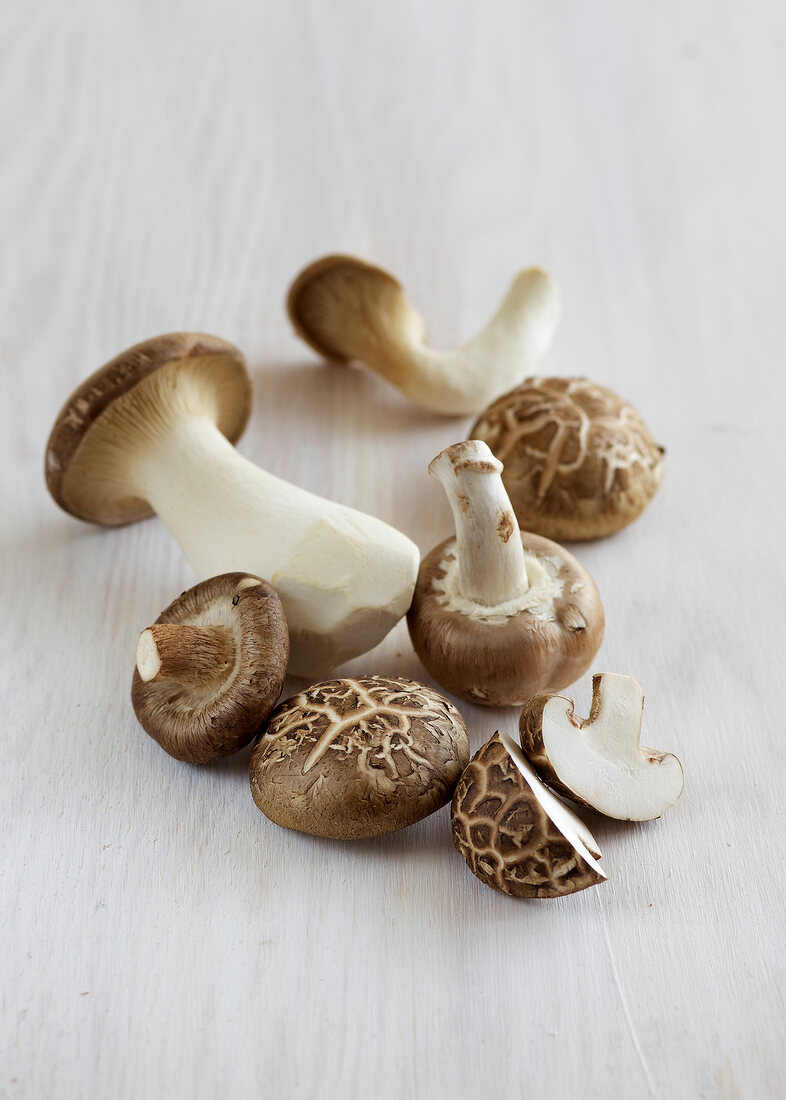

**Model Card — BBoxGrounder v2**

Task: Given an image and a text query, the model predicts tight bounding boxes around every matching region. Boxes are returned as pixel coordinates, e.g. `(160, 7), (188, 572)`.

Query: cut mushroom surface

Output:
(470, 376), (665, 540)
(451, 732), (606, 898)
(407, 440), (604, 706)
(45, 333), (419, 675)
(249, 676), (469, 839)
(519, 673), (684, 821)
(287, 254), (561, 416)
(132, 573), (289, 764)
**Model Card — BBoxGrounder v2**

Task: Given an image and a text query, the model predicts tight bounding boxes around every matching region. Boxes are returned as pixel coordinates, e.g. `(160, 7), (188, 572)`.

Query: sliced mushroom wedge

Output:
(519, 674), (685, 821)
(452, 732), (606, 898)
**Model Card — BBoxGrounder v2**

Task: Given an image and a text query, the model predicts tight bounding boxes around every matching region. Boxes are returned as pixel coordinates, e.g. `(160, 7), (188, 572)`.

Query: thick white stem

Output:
(393, 269), (561, 415)
(429, 440), (529, 606)
(129, 415), (419, 675)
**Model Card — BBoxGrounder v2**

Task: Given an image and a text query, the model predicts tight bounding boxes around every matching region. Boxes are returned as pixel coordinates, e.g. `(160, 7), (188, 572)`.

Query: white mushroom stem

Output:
(401, 269), (561, 415)
(129, 415), (419, 676)
(429, 440), (529, 606)
(136, 623), (235, 690)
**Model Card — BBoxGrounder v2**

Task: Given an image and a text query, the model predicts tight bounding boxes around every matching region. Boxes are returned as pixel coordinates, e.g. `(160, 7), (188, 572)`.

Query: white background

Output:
(2, 2), (785, 1097)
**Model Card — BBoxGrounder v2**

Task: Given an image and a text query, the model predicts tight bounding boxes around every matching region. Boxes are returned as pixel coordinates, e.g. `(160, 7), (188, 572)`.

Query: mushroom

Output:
(451, 731), (606, 898)
(44, 332), (420, 675)
(132, 573), (288, 763)
(469, 376), (665, 540)
(406, 440), (604, 706)
(249, 675), (469, 839)
(519, 673), (684, 821)
(287, 254), (561, 416)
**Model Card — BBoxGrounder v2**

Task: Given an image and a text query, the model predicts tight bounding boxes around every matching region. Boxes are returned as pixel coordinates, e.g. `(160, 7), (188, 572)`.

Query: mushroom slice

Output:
(519, 674), (684, 821)
(287, 254), (561, 416)
(470, 376), (665, 540)
(44, 332), (419, 675)
(132, 573), (288, 763)
(249, 676), (469, 839)
(451, 732), (606, 898)
(407, 440), (604, 706)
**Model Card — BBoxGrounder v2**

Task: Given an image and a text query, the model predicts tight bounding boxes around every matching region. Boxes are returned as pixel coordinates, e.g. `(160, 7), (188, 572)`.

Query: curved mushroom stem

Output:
(429, 440), (529, 606)
(289, 258), (561, 416)
(136, 623), (235, 690)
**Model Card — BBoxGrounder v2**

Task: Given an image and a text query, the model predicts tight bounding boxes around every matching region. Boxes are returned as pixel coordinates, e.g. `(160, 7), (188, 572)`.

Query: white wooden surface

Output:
(2, 2), (785, 1097)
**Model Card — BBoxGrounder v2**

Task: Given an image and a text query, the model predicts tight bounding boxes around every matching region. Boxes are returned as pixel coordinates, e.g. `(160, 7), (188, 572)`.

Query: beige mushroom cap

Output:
(287, 254), (410, 366)
(132, 573), (288, 764)
(45, 332), (251, 526)
(470, 377), (665, 541)
(451, 732), (606, 898)
(407, 531), (604, 707)
(249, 675), (469, 839)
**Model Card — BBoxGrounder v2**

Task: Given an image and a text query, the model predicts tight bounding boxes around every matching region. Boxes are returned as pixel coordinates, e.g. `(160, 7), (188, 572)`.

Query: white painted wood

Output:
(2, 1), (785, 1096)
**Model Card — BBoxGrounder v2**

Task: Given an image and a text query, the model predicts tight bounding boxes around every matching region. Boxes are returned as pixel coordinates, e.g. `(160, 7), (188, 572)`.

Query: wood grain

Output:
(2, 1), (785, 1097)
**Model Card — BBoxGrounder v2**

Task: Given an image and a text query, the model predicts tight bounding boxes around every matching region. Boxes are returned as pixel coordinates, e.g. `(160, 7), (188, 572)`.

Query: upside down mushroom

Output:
(44, 333), (419, 675)
(132, 573), (288, 763)
(287, 254), (561, 416)
(407, 440), (604, 706)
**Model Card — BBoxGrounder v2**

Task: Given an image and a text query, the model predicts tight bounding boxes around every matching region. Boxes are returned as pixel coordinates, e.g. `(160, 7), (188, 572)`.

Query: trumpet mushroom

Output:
(470, 377), (665, 540)
(44, 333), (420, 675)
(407, 441), (604, 706)
(132, 573), (288, 763)
(519, 674), (684, 820)
(249, 676), (469, 839)
(451, 732), (606, 898)
(287, 254), (561, 416)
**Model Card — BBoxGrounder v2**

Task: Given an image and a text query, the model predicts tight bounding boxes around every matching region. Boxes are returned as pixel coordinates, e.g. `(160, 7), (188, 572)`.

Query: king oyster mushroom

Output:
(249, 676), (469, 839)
(519, 673), (684, 821)
(44, 332), (419, 675)
(406, 440), (604, 706)
(132, 573), (289, 763)
(287, 254), (561, 416)
(470, 376), (665, 540)
(452, 732), (606, 898)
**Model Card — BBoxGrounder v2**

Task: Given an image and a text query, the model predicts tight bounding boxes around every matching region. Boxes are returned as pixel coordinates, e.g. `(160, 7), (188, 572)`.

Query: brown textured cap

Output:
(451, 732), (606, 899)
(45, 332), (250, 525)
(131, 573), (289, 764)
(249, 675), (469, 839)
(470, 376), (665, 541)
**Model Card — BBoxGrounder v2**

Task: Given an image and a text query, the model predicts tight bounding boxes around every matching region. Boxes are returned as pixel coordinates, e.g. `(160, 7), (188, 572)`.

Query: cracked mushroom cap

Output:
(470, 377), (665, 541)
(407, 530), (604, 707)
(132, 573), (288, 763)
(45, 332), (251, 526)
(451, 732), (606, 899)
(249, 675), (469, 839)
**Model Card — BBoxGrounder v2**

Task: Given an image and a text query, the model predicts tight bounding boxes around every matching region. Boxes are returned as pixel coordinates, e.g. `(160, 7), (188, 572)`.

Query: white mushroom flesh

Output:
(541, 674), (684, 821)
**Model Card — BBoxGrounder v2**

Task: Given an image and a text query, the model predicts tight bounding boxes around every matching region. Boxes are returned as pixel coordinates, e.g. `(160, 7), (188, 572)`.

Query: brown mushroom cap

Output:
(132, 573), (288, 764)
(407, 531), (604, 707)
(249, 675), (469, 839)
(451, 732), (606, 898)
(470, 377), (664, 541)
(286, 254), (415, 366)
(45, 332), (250, 526)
